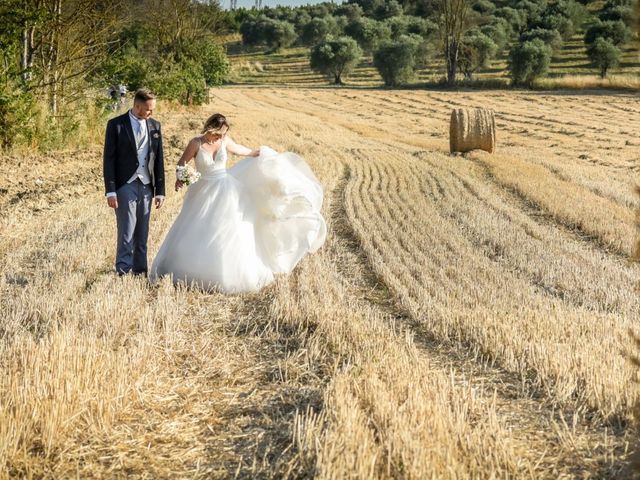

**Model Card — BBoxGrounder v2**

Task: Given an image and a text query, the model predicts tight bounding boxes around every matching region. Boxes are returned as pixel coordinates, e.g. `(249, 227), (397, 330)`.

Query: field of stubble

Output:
(1, 87), (639, 478)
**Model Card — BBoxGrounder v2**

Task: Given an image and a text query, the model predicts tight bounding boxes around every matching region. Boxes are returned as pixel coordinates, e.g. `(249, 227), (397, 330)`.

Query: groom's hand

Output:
(154, 197), (165, 209)
(107, 196), (118, 209)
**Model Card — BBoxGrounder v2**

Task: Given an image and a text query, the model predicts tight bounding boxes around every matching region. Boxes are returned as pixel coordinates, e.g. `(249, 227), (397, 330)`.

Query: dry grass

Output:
(535, 74), (640, 91)
(1, 87), (638, 477)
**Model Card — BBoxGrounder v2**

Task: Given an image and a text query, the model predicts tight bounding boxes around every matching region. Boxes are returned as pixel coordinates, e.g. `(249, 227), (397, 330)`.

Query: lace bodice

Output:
(195, 138), (228, 177)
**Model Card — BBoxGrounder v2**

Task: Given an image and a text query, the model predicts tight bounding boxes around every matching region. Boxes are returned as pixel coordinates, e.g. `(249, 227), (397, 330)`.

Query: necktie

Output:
(136, 120), (145, 148)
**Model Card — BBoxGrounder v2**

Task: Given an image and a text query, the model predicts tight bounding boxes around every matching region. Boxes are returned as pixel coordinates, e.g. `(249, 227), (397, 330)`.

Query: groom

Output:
(103, 88), (165, 276)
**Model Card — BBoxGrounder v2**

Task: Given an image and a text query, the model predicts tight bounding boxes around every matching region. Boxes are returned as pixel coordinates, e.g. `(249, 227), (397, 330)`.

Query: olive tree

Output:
(508, 38), (552, 87)
(587, 36), (621, 77)
(310, 36), (363, 84)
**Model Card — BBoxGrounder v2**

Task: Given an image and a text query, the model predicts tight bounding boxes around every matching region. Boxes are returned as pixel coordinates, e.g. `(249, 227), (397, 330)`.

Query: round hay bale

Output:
(449, 108), (496, 154)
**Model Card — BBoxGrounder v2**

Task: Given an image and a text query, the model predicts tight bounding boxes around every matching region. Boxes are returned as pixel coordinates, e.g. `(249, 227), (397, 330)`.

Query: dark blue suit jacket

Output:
(103, 112), (165, 196)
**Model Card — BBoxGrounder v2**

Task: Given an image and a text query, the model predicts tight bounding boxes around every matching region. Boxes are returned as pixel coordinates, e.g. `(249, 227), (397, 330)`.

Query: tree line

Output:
(230, 0), (638, 87)
(0, 0), (233, 149)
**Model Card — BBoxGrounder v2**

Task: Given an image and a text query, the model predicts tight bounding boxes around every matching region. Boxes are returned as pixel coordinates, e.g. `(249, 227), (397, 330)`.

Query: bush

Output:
(481, 22), (510, 52)
(292, 11), (312, 36)
(306, 3), (332, 18)
(472, 0), (496, 14)
(93, 49), (152, 92)
(587, 36), (621, 77)
(344, 17), (392, 53)
(508, 38), (552, 86)
(536, 13), (574, 40)
(494, 7), (528, 33)
(301, 17), (333, 45)
(264, 19), (297, 52)
(385, 15), (437, 39)
(373, 35), (420, 86)
(584, 19), (631, 46)
(334, 3), (364, 20)
(240, 16), (296, 52)
(185, 39), (229, 86)
(373, 0), (403, 20)
(536, 0), (587, 39)
(150, 59), (208, 105)
(240, 16), (264, 46)
(520, 27), (563, 52)
(0, 82), (37, 149)
(350, 0), (385, 17)
(459, 29), (498, 80)
(514, 0), (546, 25)
(599, 4), (633, 23)
(95, 36), (228, 104)
(310, 36), (363, 84)
(333, 15), (349, 37)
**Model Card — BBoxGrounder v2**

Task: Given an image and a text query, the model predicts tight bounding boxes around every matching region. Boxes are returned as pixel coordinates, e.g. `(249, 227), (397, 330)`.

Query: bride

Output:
(149, 113), (327, 293)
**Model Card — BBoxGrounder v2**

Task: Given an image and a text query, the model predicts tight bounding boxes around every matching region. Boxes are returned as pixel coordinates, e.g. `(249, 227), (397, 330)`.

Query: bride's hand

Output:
(175, 179), (184, 191)
(250, 149), (260, 157)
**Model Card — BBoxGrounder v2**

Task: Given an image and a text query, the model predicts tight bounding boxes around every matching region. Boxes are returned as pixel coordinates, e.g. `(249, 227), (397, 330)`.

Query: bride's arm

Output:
(226, 135), (259, 157)
(177, 138), (200, 166)
(175, 138), (200, 191)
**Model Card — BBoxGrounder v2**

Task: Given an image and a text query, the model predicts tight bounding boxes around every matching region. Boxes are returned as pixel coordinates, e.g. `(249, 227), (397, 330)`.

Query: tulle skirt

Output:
(150, 146), (326, 293)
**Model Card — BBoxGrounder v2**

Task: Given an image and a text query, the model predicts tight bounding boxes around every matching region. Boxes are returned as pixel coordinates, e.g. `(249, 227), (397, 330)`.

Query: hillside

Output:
(225, 33), (640, 88)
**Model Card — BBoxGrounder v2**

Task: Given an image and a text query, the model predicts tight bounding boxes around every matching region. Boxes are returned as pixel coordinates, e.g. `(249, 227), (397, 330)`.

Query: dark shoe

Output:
(132, 270), (148, 278)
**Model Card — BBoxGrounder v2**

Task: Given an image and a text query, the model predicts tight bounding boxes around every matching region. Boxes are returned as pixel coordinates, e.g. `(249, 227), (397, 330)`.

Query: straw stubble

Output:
(1, 87), (637, 478)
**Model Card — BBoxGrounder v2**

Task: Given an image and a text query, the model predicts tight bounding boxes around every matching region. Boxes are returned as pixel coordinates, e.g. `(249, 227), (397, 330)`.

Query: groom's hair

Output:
(134, 89), (156, 104)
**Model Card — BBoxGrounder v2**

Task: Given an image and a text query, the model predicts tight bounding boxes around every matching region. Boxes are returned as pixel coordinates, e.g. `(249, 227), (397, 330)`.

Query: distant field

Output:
(225, 33), (640, 88)
(1, 87), (639, 477)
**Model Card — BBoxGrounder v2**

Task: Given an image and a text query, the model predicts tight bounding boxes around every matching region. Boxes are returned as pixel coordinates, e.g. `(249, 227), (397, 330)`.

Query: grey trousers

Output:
(114, 179), (152, 274)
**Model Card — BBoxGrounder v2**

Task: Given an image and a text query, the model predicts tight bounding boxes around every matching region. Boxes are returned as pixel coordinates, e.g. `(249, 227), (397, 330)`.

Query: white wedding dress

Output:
(149, 138), (326, 293)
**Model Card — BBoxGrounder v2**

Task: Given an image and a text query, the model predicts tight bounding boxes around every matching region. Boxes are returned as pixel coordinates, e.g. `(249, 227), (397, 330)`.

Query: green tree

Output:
(472, 0), (496, 14)
(195, 40), (230, 86)
(373, 35), (420, 86)
(350, 0), (385, 17)
(385, 15), (437, 39)
(481, 21), (510, 52)
(239, 16), (296, 52)
(240, 16), (264, 46)
(520, 27), (563, 53)
(508, 38), (552, 86)
(374, 0), (404, 20)
(292, 10), (312, 36)
(459, 29), (498, 79)
(150, 59), (207, 105)
(301, 17), (333, 46)
(514, 0), (546, 25)
(584, 19), (631, 45)
(310, 36), (363, 84)
(0, 81), (37, 149)
(494, 6), (527, 34)
(599, 4), (633, 23)
(334, 2), (364, 20)
(264, 19), (297, 52)
(586, 36), (620, 77)
(344, 17), (392, 54)
(534, 0), (586, 40)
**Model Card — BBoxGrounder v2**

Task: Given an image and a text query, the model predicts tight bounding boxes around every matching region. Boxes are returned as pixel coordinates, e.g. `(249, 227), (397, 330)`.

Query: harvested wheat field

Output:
(1, 87), (640, 478)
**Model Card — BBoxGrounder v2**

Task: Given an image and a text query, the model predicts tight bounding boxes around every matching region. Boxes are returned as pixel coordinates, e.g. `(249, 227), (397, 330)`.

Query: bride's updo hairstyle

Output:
(202, 113), (229, 135)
